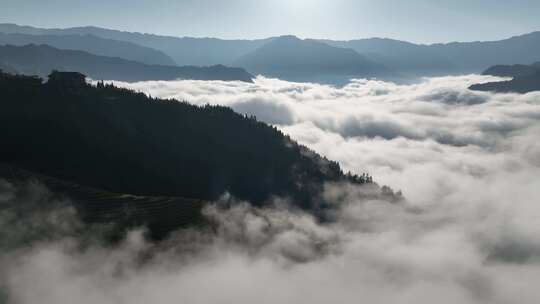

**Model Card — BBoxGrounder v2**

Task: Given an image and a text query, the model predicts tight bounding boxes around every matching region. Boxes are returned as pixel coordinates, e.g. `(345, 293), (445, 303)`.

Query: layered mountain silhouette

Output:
(428, 32), (540, 72)
(0, 23), (268, 66)
(1, 71), (388, 215)
(233, 35), (392, 83)
(3, 23), (540, 81)
(325, 32), (540, 76)
(0, 32), (176, 66)
(0, 44), (253, 82)
(469, 62), (540, 93)
(321, 38), (459, 76)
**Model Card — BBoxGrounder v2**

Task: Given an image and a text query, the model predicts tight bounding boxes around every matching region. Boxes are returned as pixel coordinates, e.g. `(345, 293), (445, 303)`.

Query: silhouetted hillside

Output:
(233, 36), (392, 83)
(470, 62), (540, 93)
(0, 71), (382, 212)
(469, 70), (540, 93)
(0, 44), (253, 82)
(482, 63), (540, 78)
(0, 163), (205, 239)
(0, 32), (176, 66)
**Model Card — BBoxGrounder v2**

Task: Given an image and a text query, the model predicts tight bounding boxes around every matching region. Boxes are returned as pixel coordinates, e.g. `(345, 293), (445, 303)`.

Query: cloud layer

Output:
(2, 75), (540, 303)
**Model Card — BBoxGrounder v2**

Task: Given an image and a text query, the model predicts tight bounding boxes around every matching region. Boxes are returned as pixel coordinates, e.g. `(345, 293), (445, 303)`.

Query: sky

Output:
(1, 0), (540, 43)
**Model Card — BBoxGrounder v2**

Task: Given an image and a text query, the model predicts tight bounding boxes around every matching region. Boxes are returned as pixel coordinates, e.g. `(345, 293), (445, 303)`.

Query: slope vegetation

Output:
(469, 62), (540, 93)
(0, 71), (376, 211)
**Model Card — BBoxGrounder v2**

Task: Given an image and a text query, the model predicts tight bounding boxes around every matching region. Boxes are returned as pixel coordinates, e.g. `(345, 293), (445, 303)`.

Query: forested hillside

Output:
(0, 71), (379, 212)
(469, 62), (540, 93)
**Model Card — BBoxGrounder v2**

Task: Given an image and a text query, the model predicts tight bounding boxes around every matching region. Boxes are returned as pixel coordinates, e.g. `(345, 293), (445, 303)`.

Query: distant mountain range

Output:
(0, 32), (176, 66)
(321, 38), (460, 76)
(325, 32), (540, 76)
(0, 44), (254, 82)
(469, 62), (540, 93)
(233, 35), (393, 83)
(0, 23), (268, 66)
(1, 23), (540, 83)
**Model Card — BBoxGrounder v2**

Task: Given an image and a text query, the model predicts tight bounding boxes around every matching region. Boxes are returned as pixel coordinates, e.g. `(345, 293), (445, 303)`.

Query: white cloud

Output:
(107, 75), (540, 148)
(2, 75), (540, 303)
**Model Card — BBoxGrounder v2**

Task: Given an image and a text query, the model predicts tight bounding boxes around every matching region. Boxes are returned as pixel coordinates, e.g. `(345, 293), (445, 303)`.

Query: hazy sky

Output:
(2, 0), (540, 43)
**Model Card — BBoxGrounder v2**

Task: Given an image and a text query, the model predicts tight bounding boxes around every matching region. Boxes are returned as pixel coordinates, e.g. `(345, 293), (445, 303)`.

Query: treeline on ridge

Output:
(0, 71), (380, 211)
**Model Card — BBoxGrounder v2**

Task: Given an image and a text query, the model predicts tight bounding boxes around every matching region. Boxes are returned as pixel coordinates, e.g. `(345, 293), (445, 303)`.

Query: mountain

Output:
(324, 32), (540, 76)
(322, 38), (459, 76)
(233, 35), (393, 83)
(0, 44), (253, 82)
(0, 32), (176, 66)
(428, 32), (540, 72)
(0, 23), (268, 66)
(481, 62), (540, 78)
(469, 63), (540, 93)
(46, 26), (269, 66)
(4, 23), (540, 79)
(0, 71), (383, 213)
(469, 71), (540, 93)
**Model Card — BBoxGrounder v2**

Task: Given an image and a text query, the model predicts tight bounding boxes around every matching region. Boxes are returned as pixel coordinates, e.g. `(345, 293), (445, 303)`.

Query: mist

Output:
(2, 75), (540, 303)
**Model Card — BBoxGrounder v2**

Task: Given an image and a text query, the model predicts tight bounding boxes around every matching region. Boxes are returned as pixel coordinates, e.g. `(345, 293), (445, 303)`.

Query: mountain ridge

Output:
(233, 35), (393, 83)
(469, 62), (540, 93)
(0, 44), (254, 82)
(482, 63), (540, 78)
(0, 32), (176, 66)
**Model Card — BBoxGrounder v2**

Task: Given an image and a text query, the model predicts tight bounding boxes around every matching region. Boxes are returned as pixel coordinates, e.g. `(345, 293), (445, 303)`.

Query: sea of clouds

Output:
(1, 75), (540, 303)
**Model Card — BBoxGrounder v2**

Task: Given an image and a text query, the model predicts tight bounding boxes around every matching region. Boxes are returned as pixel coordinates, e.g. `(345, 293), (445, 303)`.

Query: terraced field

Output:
(0, 163), (206, 239)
